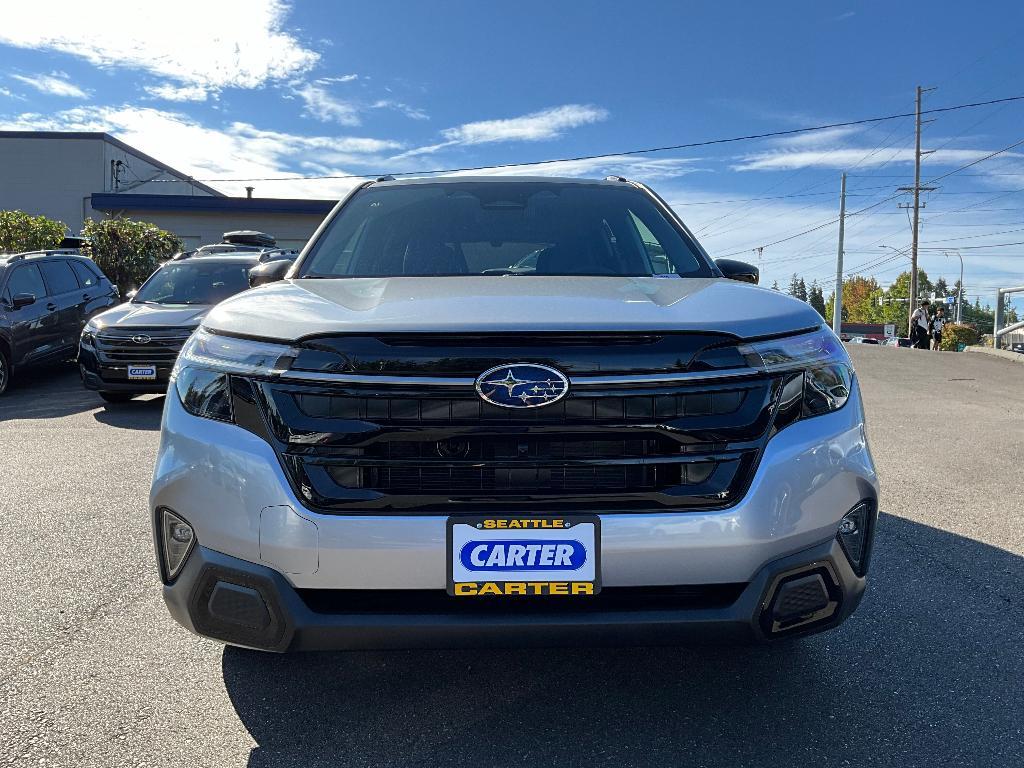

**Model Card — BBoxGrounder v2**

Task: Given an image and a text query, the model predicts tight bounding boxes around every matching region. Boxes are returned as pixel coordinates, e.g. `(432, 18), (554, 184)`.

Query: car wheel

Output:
(0, 348), (9, 396)
(99, 391), (135, 403)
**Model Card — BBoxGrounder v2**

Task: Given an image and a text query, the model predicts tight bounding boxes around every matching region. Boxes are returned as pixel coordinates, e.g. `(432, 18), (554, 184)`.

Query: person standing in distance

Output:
(910, 299), (931, 349)
(931, 306), (946, 350)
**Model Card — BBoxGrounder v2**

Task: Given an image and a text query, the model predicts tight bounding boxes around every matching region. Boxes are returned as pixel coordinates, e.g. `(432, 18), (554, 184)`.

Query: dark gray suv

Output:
(0, 250), (118, 395)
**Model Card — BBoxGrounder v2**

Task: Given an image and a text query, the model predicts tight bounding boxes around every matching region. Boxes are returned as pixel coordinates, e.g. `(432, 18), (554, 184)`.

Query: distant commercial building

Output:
(0, 131), (335, 251)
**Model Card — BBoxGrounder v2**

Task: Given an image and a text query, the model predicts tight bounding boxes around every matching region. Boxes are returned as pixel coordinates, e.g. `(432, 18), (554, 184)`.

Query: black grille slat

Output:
(242, 331), (783, 513)
(95, 329), (192, 364)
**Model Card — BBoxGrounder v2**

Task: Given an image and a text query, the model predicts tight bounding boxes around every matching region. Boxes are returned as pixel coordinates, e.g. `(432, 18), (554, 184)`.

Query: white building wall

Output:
(0, 134), (215, 235)
(0, 136), (106, 232)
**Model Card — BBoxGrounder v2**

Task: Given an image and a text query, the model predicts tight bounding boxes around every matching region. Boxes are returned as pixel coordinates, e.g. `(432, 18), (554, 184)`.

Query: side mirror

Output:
(715, 258), (759, 285)
(125, 289), (138, 300)
(248, 259), (293, 288)
(12, 292), (36, 309)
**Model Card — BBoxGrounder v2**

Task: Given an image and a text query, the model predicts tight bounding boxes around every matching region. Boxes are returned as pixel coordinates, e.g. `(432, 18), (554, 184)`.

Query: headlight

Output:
(81, 318), (102, 346)
(739, 326), (850, 372)
(740, 327), (853, 428)
(173, 329), (299, 421)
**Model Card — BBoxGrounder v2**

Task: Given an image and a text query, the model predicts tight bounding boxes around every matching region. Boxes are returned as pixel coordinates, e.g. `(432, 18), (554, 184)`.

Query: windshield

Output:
(298, 181), (714, 278)
(133, 261), (253, 305)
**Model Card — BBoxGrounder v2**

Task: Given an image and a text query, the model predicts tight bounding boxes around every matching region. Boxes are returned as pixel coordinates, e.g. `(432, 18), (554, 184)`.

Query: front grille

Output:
(226, 331), (786, 514)
(234, 376), (778, 515)
(95, 328), (193, 363)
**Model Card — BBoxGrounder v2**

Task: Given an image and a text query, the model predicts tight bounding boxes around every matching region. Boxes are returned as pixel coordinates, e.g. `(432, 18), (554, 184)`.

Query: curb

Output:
(964, 346), (1024, 365)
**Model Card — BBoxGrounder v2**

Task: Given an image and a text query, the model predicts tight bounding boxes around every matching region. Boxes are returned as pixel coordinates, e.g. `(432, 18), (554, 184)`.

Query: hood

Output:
(203, 277), (823, 341)
(89, 302), (210, 330)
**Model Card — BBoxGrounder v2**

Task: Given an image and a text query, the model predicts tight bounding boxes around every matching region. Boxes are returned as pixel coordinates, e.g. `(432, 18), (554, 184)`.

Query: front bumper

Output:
(152, 378), (879, 649)
(163, 535), (869, 651)
(79, 343), (174, 394)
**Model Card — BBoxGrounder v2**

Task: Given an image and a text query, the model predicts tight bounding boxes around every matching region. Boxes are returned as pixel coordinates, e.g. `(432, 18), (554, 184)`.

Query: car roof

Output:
(369, 175), (635, 188)
(162, 253), (261, 265)
(0, 250), (91, 266)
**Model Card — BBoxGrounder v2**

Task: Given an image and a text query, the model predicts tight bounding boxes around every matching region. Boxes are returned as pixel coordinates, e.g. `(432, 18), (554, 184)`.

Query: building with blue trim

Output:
(1, 132), (338, 250)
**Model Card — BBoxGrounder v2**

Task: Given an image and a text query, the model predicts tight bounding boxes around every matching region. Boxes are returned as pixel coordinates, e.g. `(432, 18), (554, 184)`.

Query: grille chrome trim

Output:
(278, 366), (764, 388)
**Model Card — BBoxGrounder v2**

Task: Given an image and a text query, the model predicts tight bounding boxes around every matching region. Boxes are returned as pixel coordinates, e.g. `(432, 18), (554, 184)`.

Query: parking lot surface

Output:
(2, 347), (1022, 767)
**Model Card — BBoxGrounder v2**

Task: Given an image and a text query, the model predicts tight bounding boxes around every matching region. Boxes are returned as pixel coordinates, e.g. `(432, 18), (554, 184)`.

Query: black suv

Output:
(78, 252), (262, 401)
(0, 250), (119, 395)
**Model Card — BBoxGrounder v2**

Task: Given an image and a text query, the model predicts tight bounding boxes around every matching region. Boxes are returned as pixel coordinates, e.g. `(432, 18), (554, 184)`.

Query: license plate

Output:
(447, 516), (600, 597)
(127, 365), (157, 381)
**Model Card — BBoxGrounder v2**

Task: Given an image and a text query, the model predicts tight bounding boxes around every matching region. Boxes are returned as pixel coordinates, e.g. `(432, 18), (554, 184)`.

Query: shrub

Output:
(940, 323), (979, 351)
(0, 210), (66, 253)
(81, 217), (182, 295)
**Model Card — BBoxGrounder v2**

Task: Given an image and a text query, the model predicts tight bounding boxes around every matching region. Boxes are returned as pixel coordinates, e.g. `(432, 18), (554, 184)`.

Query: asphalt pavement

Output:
(1, 347), (1022, 767)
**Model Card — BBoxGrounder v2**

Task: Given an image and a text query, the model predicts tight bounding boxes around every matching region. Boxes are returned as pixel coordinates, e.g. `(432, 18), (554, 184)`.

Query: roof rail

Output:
(604, 175), (629, 183)
(171, 250), (198, 260)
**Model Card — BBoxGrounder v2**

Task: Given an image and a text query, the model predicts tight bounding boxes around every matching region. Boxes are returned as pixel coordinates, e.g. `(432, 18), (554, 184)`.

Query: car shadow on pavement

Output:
(0, 363), (100, 421)
(91, 397), (164, 431)
(222, 514), (1024, 768)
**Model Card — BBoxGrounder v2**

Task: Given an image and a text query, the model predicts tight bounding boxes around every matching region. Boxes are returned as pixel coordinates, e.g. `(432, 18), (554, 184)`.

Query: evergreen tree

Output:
(808, 281), (827, 318)
(770, 280), (780, 291)
(787, 274), (801, 298)
(795, 278), (808, 303)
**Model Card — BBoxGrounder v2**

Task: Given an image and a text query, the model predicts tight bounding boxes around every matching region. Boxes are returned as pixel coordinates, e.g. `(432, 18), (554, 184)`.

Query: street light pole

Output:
(945, 250), (964, 323)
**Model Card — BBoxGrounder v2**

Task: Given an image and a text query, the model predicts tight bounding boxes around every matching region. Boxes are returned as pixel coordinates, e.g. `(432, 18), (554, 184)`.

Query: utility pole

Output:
(832, 172), (846, 336)
(899, 85), (937, 335)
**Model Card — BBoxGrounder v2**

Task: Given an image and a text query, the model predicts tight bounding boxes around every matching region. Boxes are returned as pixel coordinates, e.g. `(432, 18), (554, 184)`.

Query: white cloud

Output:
(0, 1), (317, 95)
(0, 105), (402, 198)
(732, 147), (1022, 172)
(0, 87), (25, 100)
(294, 82), (361, 125)
(316, 74), (358, 84)
(371, 100), (429, 121)
(145, 83), (208, 102)
(443, 155), (701, 181)
(392, 104), (609, 160)
(10, 71), (88, 98)
(442, 104), (608, 144)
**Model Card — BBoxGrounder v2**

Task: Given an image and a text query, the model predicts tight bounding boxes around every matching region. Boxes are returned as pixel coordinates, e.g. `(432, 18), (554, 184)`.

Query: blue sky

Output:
(2, 0), (1023, 306)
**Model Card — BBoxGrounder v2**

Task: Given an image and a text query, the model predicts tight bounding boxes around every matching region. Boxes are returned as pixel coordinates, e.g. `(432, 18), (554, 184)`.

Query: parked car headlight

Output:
(172, 329), (299, 421)
(739, 327), (853, 427)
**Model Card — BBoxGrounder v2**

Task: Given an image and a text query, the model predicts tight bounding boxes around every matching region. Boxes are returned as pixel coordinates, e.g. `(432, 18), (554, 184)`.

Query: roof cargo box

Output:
(222, 230), (276, 247)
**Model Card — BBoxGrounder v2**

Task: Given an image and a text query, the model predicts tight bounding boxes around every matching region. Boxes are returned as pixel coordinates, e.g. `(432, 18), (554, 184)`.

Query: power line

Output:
(720, 130), (1024, 259)
(151, 93), (1024, 183)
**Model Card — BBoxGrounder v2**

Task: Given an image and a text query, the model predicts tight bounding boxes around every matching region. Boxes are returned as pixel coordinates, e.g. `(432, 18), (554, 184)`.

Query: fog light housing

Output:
(159, 507), (196, 581)
(837, 502), (874, 577)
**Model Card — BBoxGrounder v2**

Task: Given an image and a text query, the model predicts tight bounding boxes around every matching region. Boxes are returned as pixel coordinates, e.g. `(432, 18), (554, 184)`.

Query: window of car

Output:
(39, 260), (79, 295)
(299, 182), (713, 278)
(5, 264), (48, 302)
(69, 260), (99, 288)
(133, 260), (254, 305)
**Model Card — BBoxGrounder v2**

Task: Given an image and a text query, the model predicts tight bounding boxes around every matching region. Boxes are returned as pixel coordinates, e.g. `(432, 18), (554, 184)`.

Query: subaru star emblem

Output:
(131, 334), (152, 344)
(475, 363), (569, 409)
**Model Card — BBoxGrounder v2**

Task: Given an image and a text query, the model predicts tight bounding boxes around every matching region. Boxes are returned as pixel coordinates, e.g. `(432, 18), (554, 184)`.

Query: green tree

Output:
(770, 280), (780, 291)
(787, 274), (800, 297)
(0, 210), (66, 253)
(808, 281), (827, 318)
(81, 217), (182, 295)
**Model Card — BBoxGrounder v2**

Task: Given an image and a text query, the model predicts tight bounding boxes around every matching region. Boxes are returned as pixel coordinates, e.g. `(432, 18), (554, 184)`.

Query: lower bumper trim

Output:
(163, 535), (869, 652)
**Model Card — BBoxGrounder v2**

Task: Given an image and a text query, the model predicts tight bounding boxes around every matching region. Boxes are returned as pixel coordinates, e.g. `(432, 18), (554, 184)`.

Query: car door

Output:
(2, 263), (61, 366)
(38, 259), (82, 355)
(69, 259), (117, 322)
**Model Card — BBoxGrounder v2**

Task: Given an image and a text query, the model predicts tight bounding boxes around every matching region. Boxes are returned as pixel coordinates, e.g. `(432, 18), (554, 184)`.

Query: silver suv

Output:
(151, 177), (878, 651)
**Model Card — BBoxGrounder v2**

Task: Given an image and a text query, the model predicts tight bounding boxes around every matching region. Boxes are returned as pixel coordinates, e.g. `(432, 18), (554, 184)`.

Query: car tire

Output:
(99, 391), (135, 403)
(0, 348), (10, 396)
